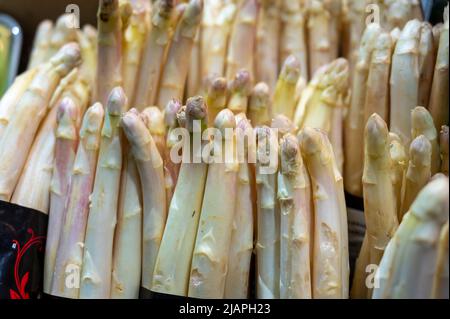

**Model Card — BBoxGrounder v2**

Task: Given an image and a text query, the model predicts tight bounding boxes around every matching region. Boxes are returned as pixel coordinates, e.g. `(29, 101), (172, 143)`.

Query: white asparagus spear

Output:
(248, 82), (271, 127)
(224, 115), (254, 299)
(278, 133), (312, 299)
(43, 98), (80, 293)
(255, 126), (280, 299)
(152, 96), (208, 297)
(373, 176), (449, 299)
(157, 0), (203, 108)
(51, 103), (104, 298)
(79, 87), (126, 299)
(0, 69), (38, 138)
(227, 70), (252, 115)
(110, 151), (142, 299)
(27, 20), (53, 69)
(299, 127), (348, 299)
(428, 5), (449, 132)
(272, 55), (301, 119)
(411, 106), (440, 175)
(0, 43), (81, 201)
(47, 14), (79, 59)
(390, 19), (421, 145)
(418, 22), (436, 108)
(122, 108), (167, 292)
(188, 109), (239, 299)
(389, 133), (408, 220)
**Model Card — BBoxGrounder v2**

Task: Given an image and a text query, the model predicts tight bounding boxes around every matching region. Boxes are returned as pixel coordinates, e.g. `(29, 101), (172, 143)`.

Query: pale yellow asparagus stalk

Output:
(272, 55), (301, 119)
(152, 96), (208, 296)
(50, 103), (104, 299)
(120, 109), (167, 293)
(418, 23), (436, 108)
(255, 126), (280, 299)
(43, 98), (81, 293)
(134, 0), (174, 109)
(299, 127), (349, 299)
(47, 14), (79, 59)
(0, 68), (38, 138)
(324, 0), (342, 61)
(400, 135), (432, 221)
(225, 0), (258, 81)
(307, 0), (332, 76)
(96, 0), (123, 106)
(432, 222), (449, 299)
(363, 32), (394, 124)
(27, 20), (53, 69)
(440, 126), (449, 175)
(248, 82), (270, 127)
(186, 28), (201, 97)
(278, 133), (312, 299)
(428, 6), (449, 132)
(373, 176), (449, 299)
(110, 150), (142, 299)
(122, 2), (148, 105)
(188, 109), (238, 299)
(390, 19), (421, 145)
(227, 69), (252, 115)
(164, 99), (183, 188)
(80, 87), (126, 299)
(344, 23), (381, 197)
(350, 234), (370, 299)
(411, 106), (440, 175)
(224, 115), (254, 299)
(0, 43), (81, 202)
(201, 2), (236, 80)
(157, 0), (203, 108)
(256, 0), (281, 89)
(389, 133), (408, 220)
(205, 76), (227, 127)
(361, 114), (399, 297)
(77, 27), (97, 96)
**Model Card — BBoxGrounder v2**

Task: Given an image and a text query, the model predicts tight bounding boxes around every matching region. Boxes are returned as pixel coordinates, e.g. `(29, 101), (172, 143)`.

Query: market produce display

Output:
(0, 0), (448, 300)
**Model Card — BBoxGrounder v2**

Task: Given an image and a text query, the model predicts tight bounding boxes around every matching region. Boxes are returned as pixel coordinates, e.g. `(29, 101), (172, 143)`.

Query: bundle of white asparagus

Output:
(0, 0), (448, 300)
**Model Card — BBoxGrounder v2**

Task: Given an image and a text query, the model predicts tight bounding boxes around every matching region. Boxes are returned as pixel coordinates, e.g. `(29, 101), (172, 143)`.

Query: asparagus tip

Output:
(165, 99), (183, 128)
(409, 135), (432, 166)
(185, 96), (207, 132)
(281, 55), (301, 83)
(214, 108), (236, 133)
(141, 107), (165, 135)
(365, 113), (389, 155)
(56, 97), (79, 124)
(271, 115), (296, 136)
(107, 87), (128, 115)
(280, 133), (300, 175)
(229, 70), (252, 94)
(249, 82), (270, 111)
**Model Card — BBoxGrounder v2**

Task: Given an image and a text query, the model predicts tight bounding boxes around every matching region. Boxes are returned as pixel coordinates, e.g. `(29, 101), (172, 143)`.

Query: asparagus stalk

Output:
(428, 5), (449, 132)
(432, 222), (449, 299)
(43, 98), (81, 293)
(363, 32), (394, 124)
(373, 176), (449, 299)
(227, 70), (252, 115)
(307, 0), (332, 76)
(201, 2), (236, 80)
(110, 150), (142, 299)
(272, 55), (301, 119)
(278, 133), (312, 299)
(411, 106), (440, 175)
(152, 96), (208, 297)
(343, 23), (380, 197)
(361, 114), (399, 296)
(385, 0), (417, 30)
(122, 1), (148, 105)
(164, 99), (183, 187)
(390, 19), (421, 145)
(157, 0), (203, 108)
(440, 126), (449, 176)
(224, 115), (254, 299)
(350, 234), (370, 299)
(205, 76), (227, 127)
(400, 135), (432, 221)
(186, 28), (201, 97)
(80, 87), (126, 299)
(134, 0), (174, 109)
(188, 109), (238, 299)
(225, 0), (258, 81)
(50, 103), (104, 298)
(27, 20), (53, 69)
(255, 126), (280, 299)
(121, 108), (167, 293)
(77, 27), (98, 97)
(432, 23), (443, 50)
(418, 22), (436, 108)
(0, 68), (38, 138)
(248, 82), (270, 127)
(96, 0), (123, 106)
(46, 14), (78, 60)
(0, 43), (81, 202)
(389, 133), (408, 220)
(256, 0), (281, 89)
(271, 115), (296, 139)
(299, 127), (349, 299)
